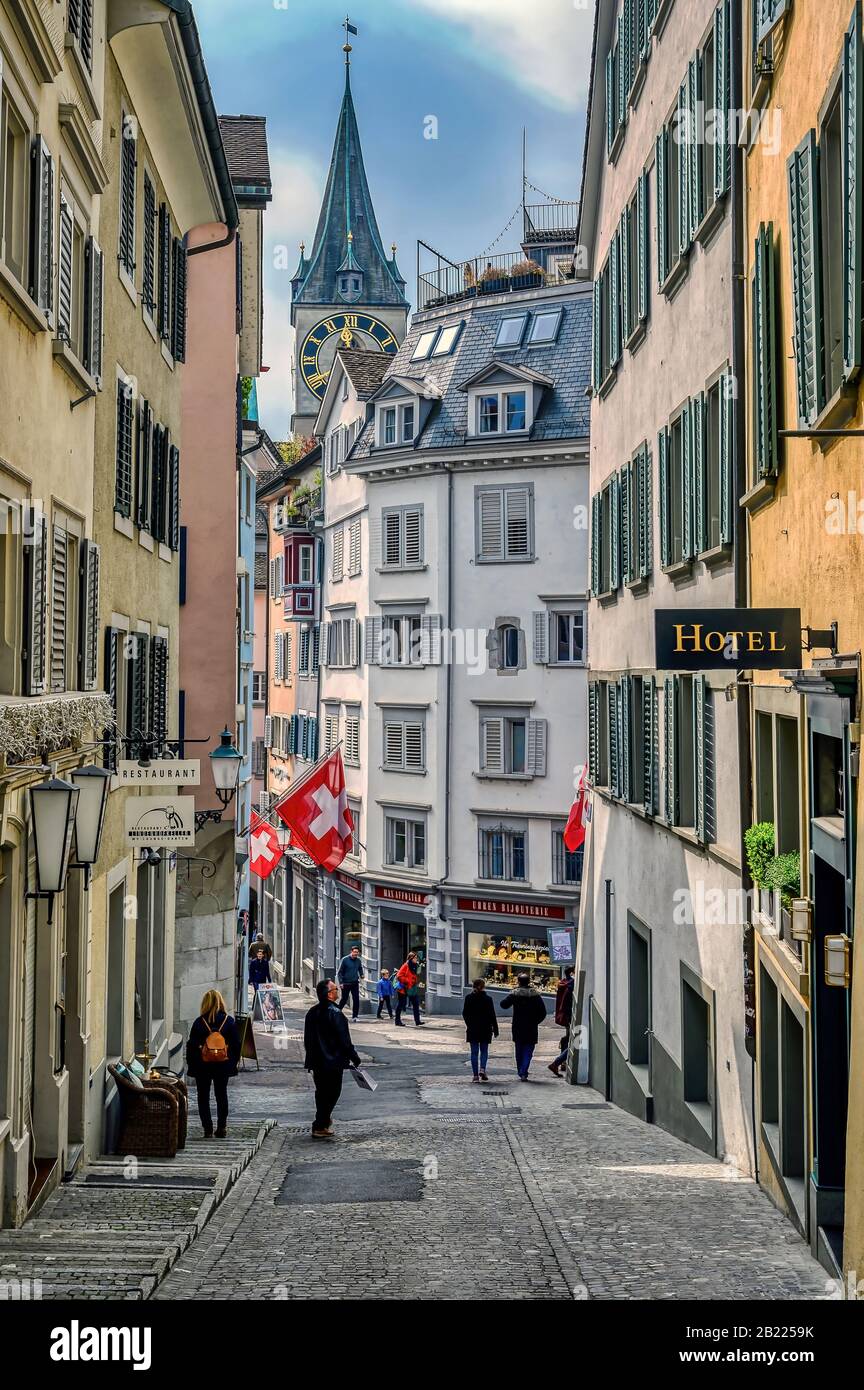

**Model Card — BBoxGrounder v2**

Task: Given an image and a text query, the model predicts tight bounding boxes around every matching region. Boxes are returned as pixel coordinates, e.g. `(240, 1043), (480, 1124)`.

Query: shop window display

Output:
(467, 932), (559, 995)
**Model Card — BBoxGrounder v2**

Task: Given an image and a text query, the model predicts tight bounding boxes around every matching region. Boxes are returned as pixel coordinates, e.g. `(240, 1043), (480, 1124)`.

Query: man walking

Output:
(303, 979), (361, 1139)
(337, 945), (365, 1022)
(500, 973), (548, 1080)
(548, 966), (575, 1077)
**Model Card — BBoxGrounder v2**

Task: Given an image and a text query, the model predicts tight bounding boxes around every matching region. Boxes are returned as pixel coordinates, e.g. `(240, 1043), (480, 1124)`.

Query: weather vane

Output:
(342, 14), (358, 65)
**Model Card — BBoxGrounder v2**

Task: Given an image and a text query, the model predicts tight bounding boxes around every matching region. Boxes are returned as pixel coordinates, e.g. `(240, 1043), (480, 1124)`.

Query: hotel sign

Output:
(655, 609), (802, 672)
(457, 898), (567, 921)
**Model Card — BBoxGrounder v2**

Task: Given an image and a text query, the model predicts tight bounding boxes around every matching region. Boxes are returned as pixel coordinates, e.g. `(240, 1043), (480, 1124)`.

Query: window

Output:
(432, 322), (463, 355)
(681, 973), (713, 1122)
(411, 328), (438, 360)
(479, 825), (527, 881)
(527, 308), (562, 345)
(663, 673), (714, 840)
(344, 710), (361, 767)
(495, 314), (527, 349)
(383, 712), (425, 772)
(475, 485), (533, 562)
(252, 671), (266, 704)
(478, 394), (498, 433)
(659, 407), (690, 568)
(346, 798), (362, 858)
(298, 544), (313, 584)
(385, 813), (426, 870)
(115, 377), (135, 518)
(500, 624), (520, 670)
(382, 614), (423, 667)
(383, 406), (396, 444)
(67, 0), (95, 72)
(552, 612), (584, 665)
(476, 389), (528, 435)
(0, 79), (31, 289)
(119, 115), (137, 281)
(591, 476), (620, 595)
(377, 401), (416, 447)
(480, 713), (547, 777)
(382, 506), (424, 568)
(323, 616), (359, 668)
(552, 828), (583, 886)
(618, 443), (652, 586)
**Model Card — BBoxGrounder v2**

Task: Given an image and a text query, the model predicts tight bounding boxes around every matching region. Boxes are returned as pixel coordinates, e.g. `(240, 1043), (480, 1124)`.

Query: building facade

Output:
(575, 0), (754, 1174)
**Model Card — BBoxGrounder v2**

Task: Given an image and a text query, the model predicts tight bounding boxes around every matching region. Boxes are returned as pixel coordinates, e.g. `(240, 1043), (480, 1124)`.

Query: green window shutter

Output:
(637, 443), (653, 579)
(692, 391), (706, 555)
(656, 129), (668, 286)
(617, 16), (627, 132)
(677, 81), (690, 258)
(609, 682), (620, 798)
(664, 675), (678, 826)
(620, 206), (630, 342)
(623, 0), (632, 100)
(658, 426), (670, 568)
(688, 57), (702, 239)
(620, 675), (631, 803)
(844, 1), (863, 381)
(591, 492), (601, 595)
(753, 223), (779, 478)
(638, 169), (650, 323)
(714, 0), (731, 199)
(682, 404), (694, 561)
(695, 675), (711, 844)
(592, 276), (602, 390)
(787, 130), (824, 426)
(643, 675), (657, 815)
(588, 684), (599, 783)
(609, 476), (620, 591)
(609, 234), (621, 366)
(720, 371), (734, 544)
(620, 463), (632, 585)
(606, 49), (616, 156)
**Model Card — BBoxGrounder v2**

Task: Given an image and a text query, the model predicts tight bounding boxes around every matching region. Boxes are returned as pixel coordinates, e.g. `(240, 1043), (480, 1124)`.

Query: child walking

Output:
(376, 969), (394, 1020)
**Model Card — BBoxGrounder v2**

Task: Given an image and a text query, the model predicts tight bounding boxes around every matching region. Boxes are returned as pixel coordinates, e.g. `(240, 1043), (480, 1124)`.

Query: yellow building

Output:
(744, 0), (864, 1284)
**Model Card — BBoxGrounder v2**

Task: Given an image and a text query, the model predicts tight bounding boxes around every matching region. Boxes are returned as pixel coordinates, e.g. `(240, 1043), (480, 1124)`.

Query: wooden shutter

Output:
(609, 235), (621, 366)
(172, 238), (187, 362)
(643, 675), (657, 815)
(609, 476), (620, 590)
(714, 0), (731, 199)
(127, 632), (149, 756)
(57, 195), (74, 341)
(143, 174), (156, 317)
(115, 381), (134, 518)
(623, 0), (632, 102)
(845, 2), (864, 381)
(167, 445), (180, 551)
(149, 636), (169, 745)
(617, 14), (627, 131)
(158, 203), (171, 341)
(620, 675), (631, 803)
(688, 57), (702, 240)
(332, 528), (344, 580)
(592, 276), (602, 390)
(526, 718), (547, 777)
(421, 614), (443, 665)
(720, 372), (734, 545)
(383, 510), (402, 566)
(477, 489), (504, 560)
(788, 130), (824, 425)
(136, 399), (152, 530)
(637, 168), (649, 324)
(103, 627), (121, 769)
(348, 517), (361, 574)
(621, 206), (631, 341)
(349, 619), (360, 667)
(681, 406), (694, 561)
(80, 0), (93, 72)
(482, 718), (504, 773)
(504, 487), (530, 557)
(364, 616), (381, 665)
(658, 426), (670, 567)
(656, 128), (668, 286)
(620, 463), (632, 585)
(84, 237), (104, 382)
(695, 674), (709, 843)
(608, 684), (620, 797)
(591, 492), (601, 594)
(753, 223), (779, 479)
(151, 426), (166, 543)
(691, 392), (706, 556)
(119, 116), (136, 276)
(404, 508), (422, 564)
(264, 715), (273, 749)
(606, 49), (616, 156)
(664, 675), (678, 825)
(30, 138), (54, 324)
(78, 539), (100, 692)
(384, 721), (404, 768)
(677, 80), (690, 258)
(533, 612), (549, 664)
(638, 444), (652, 579)
(274, 631), (284, 680)
(588, 684), (599, 784)
(50, 526), (68, 692)
(311, 625), (320, 673)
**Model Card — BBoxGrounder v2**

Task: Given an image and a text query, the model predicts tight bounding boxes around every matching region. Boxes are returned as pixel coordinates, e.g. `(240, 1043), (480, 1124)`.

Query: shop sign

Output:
(457, 897), (567, 920)
(124, 796), (195, 846)
(655, 608), (802, 671)
(374, 885), (430, 906)
(337, 871), (363, 894)
(117, 760), (200, 786)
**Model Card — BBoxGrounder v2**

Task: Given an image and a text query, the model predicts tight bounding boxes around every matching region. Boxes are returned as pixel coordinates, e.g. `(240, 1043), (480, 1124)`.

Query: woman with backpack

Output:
(185, 989), (241, 1138)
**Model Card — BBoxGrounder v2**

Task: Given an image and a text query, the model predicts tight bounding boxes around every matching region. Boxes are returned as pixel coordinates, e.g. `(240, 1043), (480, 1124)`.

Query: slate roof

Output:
(254, 548), (268, 588)
(292, 71), (407, 308)
(350, 287), (591, 460)
(218, 115), (271, 199)
(337, 348), (393, 397)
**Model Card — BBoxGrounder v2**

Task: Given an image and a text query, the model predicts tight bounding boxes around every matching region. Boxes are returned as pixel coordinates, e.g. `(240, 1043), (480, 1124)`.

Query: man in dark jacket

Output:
(462, 979), (499, 1081)
(500, 974), (548, 1080)
(336, 946), (365, 1022)
(549, 967), (575, 1077)
(248, 948), (271, 991)
(304, 979), (362, 1137)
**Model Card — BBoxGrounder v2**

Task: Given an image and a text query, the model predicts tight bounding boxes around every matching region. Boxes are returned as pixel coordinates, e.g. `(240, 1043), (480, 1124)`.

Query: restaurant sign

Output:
(117, 759), (200, 786)
(655, 608), (802, 672)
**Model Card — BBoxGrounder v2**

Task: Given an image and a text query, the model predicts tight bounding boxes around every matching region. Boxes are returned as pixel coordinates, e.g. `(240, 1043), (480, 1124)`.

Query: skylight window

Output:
(432, 322), (463, 356)
(495, 315), (528, 349)
(528, 308), (563, 345)
(411, 329), (439, 361)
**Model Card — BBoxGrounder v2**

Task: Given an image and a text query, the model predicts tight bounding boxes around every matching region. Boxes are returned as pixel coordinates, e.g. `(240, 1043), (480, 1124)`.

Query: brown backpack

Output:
(200, 1013), (230, 1064)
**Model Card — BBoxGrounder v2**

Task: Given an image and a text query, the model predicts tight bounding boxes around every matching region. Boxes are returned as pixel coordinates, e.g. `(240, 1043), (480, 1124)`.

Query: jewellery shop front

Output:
(444, 895), (577, 1014)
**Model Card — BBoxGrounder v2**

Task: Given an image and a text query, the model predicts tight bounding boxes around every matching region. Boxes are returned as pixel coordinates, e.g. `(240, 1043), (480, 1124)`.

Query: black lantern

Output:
(28, 776), (79, 921)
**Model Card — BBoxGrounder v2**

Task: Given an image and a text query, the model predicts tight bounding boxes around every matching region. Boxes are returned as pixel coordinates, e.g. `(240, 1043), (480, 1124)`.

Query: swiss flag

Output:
(274, 749), (354, 871)
(563, 765), (589, 853)
(249, 811), (284, 880)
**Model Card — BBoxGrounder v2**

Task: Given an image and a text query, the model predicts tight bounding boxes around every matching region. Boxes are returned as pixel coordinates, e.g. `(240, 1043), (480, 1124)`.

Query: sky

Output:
(194, 0), (594, 441)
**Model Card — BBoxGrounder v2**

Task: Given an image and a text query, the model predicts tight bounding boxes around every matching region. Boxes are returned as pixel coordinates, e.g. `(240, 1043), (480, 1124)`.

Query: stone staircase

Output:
(0, 1121), (274, 1300)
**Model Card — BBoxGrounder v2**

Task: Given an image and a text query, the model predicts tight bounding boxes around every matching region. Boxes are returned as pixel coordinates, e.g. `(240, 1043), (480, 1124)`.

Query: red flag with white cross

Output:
(249, 810), (284, 880)
(563, 765), (589, 853)
(274, 749), (354, 871)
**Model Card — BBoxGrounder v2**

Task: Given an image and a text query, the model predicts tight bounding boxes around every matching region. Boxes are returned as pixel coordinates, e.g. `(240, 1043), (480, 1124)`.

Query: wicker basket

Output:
(144, 1071), (188, 1150)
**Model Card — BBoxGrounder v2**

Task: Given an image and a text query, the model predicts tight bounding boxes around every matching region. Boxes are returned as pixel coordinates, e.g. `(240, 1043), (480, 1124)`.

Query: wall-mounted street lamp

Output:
(27, 775), (80, 923)
(69, 765), (112, 887)
(825, 934), (852, 988)
(195, 729), (243, 832)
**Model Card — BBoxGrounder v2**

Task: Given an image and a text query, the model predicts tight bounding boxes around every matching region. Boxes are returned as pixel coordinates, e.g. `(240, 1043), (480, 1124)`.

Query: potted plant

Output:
(509, 258), (544, 290)
(744, 821), (776, 919)
(477, 262), (510, 295)
(764, 852), (801, 936)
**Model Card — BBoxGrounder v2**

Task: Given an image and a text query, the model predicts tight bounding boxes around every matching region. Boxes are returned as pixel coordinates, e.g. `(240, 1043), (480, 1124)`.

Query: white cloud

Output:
(404, 0), (592, 112)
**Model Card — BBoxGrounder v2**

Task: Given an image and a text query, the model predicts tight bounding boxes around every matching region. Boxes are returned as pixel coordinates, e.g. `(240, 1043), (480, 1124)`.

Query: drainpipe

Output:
(730, 0), (758, 1183)
(605, 877), (613, 1102)
(441, 465), (454, 887)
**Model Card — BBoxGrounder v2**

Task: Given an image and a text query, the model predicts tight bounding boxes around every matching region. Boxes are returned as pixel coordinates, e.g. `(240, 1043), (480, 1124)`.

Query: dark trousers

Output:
(514, 1041), (536, 1077)
(377, 995), (393, 1018)
(312, 1068), (344, 1131)
(195, 1071), (229, 1134)
(395, 992), (420, 1025)
(339, 982), (360, 1018)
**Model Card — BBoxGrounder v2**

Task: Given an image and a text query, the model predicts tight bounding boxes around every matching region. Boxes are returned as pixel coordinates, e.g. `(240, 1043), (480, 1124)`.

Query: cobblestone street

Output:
(151, 995), (826, 1302)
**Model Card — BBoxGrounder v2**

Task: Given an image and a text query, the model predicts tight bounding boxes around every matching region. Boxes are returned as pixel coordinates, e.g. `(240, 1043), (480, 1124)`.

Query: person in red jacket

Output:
(394, 951), (424, 1027)
(549, 967), (575, 1077)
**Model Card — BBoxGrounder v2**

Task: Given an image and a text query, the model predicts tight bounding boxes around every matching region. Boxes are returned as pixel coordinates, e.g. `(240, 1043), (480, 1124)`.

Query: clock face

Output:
(299, 312), (399, 401)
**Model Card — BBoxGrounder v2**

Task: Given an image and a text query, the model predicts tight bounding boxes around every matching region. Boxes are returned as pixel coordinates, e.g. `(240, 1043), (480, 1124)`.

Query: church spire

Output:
(291, 21), (408, 311)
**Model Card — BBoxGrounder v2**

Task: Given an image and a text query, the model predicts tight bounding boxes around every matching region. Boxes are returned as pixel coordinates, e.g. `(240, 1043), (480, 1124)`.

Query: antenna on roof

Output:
(521, 127), (527, 209)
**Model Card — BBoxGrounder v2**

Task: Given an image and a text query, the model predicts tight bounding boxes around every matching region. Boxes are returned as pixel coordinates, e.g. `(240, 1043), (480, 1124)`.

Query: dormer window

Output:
(377, 400), (416, 447)
(338, 272), (363, 303)
(477, 389), (528, 435)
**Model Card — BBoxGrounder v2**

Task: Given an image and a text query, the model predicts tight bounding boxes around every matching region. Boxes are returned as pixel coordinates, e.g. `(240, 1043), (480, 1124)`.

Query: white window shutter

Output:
(533, 612), (549, 664)
(321, 622), (331, 667)
(384, 721), (404, 768)
(404, 508), (422, 565)
(349, 619), (360, 667)
(481, 718), (504, 772)
(405, 723), (424, 771)
(332, 529), (344, 581)
(264, 716), (273, 749)
(348, 517), (361, 575)
(477, 490), (504, 559)
(364, 616), (382, 665)
(526, 718), (548, 777)
(383, 511), (402, 566)
(505, 487), (530, 557)
(421, 614), (443, 665)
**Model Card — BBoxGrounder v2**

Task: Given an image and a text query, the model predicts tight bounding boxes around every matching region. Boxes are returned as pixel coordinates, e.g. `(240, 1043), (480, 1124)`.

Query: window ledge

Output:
(629, 59), (648, 110)
(653, 0), (675, 39)
(694, 197), (727, 249)
(475, 878), (532, 890)
(812, 382), (858, 447)
(64, 34), (100, 121)
(625, 574), (650, 595)
(8, 0), (63, 81)
(660, 255), (689, 300)
(119, 264), (138, 308)
(377, 563), (428, 574)
(608, 124), (626, 167)
(161, 341), (175, 372)
(52, 340), (97, 395)
(741, 475), (777, 514)
(625, 319), (648, 355)
(699, 542), (733, 569)
(547, 882), (581, 894)
(662, 558), (693, 582)
(114, 512), (134, 540)
(138, 529), (154, 554)
(159, 544), (173, 564)
(473, 771), (535, 783)
(58, 103), (109, 195)
(596, 587), (619, 605)
(598, 366), (618, 400)
(0, 260), (48, 334)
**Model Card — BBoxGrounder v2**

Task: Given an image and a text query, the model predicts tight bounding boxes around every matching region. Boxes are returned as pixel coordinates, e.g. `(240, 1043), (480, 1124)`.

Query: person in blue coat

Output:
(248, 948), (271, 991)
(376, 969), (394, 1019)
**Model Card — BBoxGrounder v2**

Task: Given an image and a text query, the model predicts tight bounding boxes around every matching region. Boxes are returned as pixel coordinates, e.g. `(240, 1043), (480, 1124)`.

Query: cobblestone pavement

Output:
(154, 996), (827, 1302)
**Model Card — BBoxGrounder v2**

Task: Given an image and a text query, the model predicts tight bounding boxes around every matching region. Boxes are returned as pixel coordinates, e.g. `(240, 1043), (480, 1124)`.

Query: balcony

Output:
(522, 201), (580, 243)
(274, 485), (323, 534)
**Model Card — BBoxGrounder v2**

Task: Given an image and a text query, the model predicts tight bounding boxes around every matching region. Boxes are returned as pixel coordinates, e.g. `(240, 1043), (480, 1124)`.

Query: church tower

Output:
(291, 23), (409, 436)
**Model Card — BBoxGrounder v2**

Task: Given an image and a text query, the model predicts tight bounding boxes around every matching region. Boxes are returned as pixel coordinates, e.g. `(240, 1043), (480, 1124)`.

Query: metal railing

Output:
(523, 201), (579, 240)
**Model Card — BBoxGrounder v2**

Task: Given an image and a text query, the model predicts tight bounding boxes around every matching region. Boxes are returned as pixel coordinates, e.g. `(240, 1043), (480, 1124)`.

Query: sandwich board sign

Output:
(116, 760), (200, 787)
(124, 796), (195, 847)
